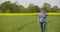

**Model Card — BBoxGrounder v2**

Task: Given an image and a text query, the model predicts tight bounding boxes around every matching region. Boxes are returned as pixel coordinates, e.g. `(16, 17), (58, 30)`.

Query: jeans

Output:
(40, 22), (46, 32)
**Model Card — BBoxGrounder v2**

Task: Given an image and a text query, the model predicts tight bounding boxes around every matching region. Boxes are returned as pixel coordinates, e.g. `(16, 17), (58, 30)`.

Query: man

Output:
(38, 8), (47, 32)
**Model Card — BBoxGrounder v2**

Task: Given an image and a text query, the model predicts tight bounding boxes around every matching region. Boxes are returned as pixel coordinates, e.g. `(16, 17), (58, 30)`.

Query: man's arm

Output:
(43, 13), (48, 18)
(37, 15), (40, 24)
(37, 18), (40, 24)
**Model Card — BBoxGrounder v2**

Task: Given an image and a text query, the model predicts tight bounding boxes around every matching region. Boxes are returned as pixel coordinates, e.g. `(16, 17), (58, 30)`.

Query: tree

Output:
(0, 1), (20, 13)
(10, 2), (20, 13)
(0, 1), (60, 13)
(52, 6), (59, 12)
(27, 3), (35, 13)
(19, 5), (26, 13)
(58, 8), (60, 12)
(0, 5), (2, 13)
(4, 9), (11, 13)
(34, 5), (40, 13)
(43, 3), (51, 12)
(0, 1), (12, 13)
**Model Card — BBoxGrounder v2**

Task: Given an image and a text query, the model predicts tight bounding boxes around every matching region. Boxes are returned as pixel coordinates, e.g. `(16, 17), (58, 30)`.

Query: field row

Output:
(0, 13), (60, 16)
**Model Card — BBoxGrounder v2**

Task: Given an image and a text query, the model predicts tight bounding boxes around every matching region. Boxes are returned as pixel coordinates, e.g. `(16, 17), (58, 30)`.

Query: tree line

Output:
(0, 1), (60, 13)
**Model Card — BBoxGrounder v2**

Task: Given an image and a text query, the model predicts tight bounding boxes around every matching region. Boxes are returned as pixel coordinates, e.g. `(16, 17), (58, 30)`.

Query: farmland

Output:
(0, 15), (60, 32)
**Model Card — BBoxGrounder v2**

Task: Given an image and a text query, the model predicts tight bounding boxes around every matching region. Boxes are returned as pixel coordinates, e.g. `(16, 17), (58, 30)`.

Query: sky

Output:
(0, 0), (60, 8)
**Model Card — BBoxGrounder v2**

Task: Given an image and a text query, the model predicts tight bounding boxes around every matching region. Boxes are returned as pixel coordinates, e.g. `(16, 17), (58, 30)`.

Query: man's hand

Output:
(44, 14), (48, 18)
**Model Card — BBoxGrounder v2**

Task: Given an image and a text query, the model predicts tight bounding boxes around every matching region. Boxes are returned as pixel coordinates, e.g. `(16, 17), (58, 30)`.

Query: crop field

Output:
(0, 13), (60, 32)
(0, 13), (60, 16)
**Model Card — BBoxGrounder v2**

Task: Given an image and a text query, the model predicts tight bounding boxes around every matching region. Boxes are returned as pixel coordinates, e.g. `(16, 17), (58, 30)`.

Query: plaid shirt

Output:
(38, 11), (47, 22)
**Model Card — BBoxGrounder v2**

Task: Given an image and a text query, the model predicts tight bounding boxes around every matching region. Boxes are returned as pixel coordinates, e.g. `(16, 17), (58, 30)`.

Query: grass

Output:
(0, 16), (60, 32)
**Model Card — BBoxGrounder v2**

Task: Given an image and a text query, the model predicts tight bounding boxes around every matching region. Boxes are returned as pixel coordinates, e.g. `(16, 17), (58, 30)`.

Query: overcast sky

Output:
(0, 0), (60, 8)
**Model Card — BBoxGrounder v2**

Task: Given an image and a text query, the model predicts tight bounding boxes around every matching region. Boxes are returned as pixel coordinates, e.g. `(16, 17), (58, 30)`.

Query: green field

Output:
(0, 16), (60, 32)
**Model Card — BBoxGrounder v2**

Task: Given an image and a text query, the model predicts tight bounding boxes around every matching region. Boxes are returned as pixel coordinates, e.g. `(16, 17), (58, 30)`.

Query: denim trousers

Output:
(40, 22), (46, 32)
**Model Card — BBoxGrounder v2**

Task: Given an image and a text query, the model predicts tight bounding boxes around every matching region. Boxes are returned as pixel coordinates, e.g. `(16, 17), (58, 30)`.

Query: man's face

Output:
(41, 9), (44, 11)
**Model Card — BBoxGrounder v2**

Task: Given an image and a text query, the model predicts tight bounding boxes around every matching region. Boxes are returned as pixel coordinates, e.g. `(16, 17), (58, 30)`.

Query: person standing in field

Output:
(38, 8), (47, 32)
